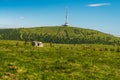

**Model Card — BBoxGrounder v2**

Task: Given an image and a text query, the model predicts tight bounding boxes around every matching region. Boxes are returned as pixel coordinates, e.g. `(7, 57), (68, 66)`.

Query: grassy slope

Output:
(0, 26), (120, 44)
(0, 40), (120, 79)
(19, 26), (113, 37)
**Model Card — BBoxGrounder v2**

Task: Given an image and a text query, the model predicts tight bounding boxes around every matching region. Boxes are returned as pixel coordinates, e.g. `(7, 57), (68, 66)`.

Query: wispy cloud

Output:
(87, 3), (111, 7)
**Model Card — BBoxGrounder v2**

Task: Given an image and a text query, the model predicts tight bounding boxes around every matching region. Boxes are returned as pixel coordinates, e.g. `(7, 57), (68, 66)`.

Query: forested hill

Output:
(0, 26), (120, 45)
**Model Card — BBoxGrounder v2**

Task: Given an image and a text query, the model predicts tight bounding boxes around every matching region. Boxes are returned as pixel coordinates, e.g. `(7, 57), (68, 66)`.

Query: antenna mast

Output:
(64, 7), (70, 26)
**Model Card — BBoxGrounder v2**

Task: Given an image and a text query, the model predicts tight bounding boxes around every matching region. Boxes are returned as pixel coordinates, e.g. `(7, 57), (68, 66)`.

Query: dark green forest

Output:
(0, 26), (120, 45)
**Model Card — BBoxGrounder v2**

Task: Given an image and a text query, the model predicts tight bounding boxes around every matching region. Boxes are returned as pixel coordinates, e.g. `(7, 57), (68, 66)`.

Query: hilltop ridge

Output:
(0, 26), (120, 45)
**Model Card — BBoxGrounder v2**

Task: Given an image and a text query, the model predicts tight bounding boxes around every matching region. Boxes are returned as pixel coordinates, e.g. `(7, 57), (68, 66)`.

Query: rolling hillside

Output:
(0, 26), (120, 45)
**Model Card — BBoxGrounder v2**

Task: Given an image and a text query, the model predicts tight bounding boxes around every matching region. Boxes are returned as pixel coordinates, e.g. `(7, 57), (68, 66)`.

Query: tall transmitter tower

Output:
(64, 7), (70, 26)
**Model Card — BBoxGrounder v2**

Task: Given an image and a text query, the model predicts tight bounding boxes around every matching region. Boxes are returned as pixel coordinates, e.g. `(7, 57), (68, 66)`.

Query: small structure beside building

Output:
(32, 41), (44, 47)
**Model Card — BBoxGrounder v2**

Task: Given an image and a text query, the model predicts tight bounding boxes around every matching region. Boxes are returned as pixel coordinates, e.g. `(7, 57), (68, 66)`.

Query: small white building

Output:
(32, 41), (43, 47)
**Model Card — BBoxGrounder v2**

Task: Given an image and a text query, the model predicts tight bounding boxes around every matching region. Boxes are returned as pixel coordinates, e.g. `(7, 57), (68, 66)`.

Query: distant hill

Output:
(0, 26), (120, 45)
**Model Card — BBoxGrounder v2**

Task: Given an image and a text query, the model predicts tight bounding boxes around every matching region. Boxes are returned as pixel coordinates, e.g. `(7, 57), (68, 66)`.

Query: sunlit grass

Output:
(0, 40), (120, 79)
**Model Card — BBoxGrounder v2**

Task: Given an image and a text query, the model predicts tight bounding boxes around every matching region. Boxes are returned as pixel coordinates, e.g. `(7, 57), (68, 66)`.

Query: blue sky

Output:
(0, 0), (120, 36)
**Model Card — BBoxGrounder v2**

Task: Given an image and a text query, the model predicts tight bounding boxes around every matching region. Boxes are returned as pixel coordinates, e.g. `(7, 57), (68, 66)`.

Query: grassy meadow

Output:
(0, 40), (120, 80)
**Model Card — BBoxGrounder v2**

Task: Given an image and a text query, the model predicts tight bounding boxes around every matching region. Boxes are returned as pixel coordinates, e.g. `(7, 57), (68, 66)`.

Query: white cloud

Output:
(87, 3), (110, 7)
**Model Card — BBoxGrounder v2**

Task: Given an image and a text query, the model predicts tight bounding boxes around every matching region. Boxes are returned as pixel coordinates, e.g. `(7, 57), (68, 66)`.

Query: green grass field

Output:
(0, 40), (120, 80)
